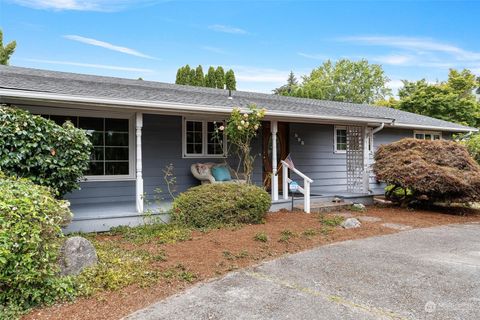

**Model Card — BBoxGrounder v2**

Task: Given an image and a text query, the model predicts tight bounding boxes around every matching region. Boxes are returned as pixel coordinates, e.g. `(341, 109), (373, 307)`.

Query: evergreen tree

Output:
(0, 29), (16, 65)
(225, 69), (236, 90)
(215, 66), (225, 89)
(188, 68), (196, 85)
(194, 65), (204, 86)
(175, 65), (191, 85)
(273, 71), (298, 95)
(205, 66), (216, 88)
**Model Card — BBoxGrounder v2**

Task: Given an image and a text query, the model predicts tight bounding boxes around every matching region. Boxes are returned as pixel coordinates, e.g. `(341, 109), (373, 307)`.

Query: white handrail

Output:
(280, 160), (313, 213)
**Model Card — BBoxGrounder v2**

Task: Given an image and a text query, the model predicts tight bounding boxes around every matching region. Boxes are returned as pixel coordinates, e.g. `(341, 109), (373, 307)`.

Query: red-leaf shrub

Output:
(373, 138), (480, 205)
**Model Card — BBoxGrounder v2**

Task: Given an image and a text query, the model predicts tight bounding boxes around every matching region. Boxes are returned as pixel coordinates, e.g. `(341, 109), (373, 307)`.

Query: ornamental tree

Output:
(373, 138), (480, 206)
(218, 105), (266, 183)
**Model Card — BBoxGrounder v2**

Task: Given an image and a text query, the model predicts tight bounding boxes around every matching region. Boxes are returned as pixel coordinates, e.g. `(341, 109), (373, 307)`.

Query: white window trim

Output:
(22, 105), (136, 182)
(182, 117), (227, 158)
(413, 130), (442, 140)
(334, 125), (347, 153)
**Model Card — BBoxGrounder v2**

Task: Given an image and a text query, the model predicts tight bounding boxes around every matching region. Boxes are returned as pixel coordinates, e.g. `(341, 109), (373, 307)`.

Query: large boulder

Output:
(58, 236), (97, 276)
(341, 218), (361, 229)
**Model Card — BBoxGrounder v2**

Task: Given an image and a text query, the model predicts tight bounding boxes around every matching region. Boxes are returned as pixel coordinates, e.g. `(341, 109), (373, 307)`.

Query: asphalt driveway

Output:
(125, 223), (480, 320)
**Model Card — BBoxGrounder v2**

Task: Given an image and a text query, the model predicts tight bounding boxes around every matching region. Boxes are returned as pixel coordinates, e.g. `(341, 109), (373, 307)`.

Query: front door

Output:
(262, 122), (289, 191)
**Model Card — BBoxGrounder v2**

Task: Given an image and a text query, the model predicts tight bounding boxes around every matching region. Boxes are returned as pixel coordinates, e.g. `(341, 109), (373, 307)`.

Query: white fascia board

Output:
(0, 89), (394, 125)
(391, 122), (478, 133)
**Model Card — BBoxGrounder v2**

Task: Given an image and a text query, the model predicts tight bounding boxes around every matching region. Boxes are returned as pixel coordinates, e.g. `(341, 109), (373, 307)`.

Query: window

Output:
(334, 126), (347, 153)
(183, 118), (226, 158)
(40, 113), (133, 179)
(414, 131), (442, 141)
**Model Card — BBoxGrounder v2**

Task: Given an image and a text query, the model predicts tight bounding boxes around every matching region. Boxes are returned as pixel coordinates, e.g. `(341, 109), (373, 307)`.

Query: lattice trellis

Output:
(346, 126), (365, 193)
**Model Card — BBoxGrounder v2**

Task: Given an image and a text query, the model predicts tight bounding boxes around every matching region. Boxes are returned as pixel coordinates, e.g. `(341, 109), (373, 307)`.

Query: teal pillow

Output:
(211, 165), (232, 182)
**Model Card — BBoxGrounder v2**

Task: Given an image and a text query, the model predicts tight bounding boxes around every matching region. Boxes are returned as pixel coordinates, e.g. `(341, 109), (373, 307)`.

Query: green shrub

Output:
(0, 173), (75, 316)
(254, 232), (269, 242)
(108, 223), (191, 244)
(171, 183), (271, 228)
(0, 106), (92, 197)
(373, 138), (480, 206)
(461, 132), (480, 165)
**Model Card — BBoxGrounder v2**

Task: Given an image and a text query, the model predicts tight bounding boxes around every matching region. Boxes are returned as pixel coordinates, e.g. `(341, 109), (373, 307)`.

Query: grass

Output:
(74, 222), (193, 296)
(302, 228), (317, 239)
(279, 229), (296, 242)
(254, 232), (269, 242)
(108, 223), (192, 244)
(223, 250), (249, 260)
(319, 214), (344, 227)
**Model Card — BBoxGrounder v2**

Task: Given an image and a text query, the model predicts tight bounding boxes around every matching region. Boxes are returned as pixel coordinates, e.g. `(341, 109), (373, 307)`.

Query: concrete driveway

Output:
(125, 223), (480, 320)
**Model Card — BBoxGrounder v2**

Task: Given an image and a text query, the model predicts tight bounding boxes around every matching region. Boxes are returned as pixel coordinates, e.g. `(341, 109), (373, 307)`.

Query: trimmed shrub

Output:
(0, 106), (92, 197)
(373, 138), (480, 205)
(171, 183), (271, 228)
(0, 173), (75, 316)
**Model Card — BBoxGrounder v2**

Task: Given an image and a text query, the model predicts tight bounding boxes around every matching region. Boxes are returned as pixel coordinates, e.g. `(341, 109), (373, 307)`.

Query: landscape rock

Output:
(351, 203), (366, 211)
(341, 218), (361, 229)
(59, 236), (98, 276)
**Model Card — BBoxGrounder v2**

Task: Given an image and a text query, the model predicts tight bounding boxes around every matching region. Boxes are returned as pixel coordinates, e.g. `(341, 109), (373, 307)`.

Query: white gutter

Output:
(371, 122), (385, 134)
(390, 122), (478, 133)
(0, 89), (394, 125)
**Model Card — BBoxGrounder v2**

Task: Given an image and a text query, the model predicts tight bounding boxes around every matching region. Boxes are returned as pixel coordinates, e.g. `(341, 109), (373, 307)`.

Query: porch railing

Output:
(281, 160), (314, 213)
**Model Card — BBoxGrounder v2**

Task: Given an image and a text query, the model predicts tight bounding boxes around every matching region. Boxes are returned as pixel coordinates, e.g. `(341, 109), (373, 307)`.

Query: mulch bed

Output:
(24, 205), (480, 320)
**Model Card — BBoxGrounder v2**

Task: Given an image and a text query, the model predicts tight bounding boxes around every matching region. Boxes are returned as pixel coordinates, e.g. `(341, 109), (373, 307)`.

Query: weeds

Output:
(319, 214), (344, 227)
(254, 232), (269, 242)
(302, 228), (317, 239)
(279, 229), (296, 242)
(223, 250), (249, 260)
(109, 223), (191, 244)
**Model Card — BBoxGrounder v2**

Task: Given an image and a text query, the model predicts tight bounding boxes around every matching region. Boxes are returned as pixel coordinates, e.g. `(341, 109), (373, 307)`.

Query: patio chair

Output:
(190, 163), (246, 184)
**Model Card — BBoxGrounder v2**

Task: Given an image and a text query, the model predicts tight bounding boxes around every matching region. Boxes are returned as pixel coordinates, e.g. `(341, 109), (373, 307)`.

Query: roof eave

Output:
(390, 122), (478, 133)
(0, 89), (394, 125)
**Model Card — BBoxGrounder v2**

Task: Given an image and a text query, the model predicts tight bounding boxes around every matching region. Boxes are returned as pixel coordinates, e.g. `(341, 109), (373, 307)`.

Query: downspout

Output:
(372, 122), (385, 135)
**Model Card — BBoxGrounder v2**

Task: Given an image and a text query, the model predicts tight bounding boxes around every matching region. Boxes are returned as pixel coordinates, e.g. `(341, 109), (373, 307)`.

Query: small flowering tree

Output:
(217, 105), (266, 183)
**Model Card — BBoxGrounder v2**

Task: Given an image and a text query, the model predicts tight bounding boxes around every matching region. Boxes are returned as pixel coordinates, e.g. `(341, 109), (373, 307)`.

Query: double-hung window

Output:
(334, 126), (347, 153)
(183, 118), (226, 158)
(414, 131), (442, 140)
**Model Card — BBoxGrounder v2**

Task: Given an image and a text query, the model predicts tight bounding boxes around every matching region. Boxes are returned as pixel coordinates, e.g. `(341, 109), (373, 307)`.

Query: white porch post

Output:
(135, 112), (144, 213)
(271, 120), (279, 201)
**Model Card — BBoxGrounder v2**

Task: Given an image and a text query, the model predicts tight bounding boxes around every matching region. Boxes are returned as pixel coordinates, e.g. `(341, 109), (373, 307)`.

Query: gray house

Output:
(0, 66), (477, 232)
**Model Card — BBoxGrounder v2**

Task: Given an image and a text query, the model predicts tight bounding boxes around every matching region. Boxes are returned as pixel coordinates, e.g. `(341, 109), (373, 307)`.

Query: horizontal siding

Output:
(67, 180), (135, 205)
(142, 114), (262, 201)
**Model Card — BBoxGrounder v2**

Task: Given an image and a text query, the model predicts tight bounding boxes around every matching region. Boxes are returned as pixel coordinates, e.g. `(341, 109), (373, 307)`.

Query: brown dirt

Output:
(24, 205), (480, 320)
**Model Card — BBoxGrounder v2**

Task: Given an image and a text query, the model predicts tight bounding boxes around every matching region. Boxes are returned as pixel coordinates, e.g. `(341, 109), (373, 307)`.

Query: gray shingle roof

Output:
(0, 65), (476, 132)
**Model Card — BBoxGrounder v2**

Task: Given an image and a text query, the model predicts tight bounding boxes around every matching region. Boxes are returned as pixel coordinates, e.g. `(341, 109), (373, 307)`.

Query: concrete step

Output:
(294, 200), (353, 213)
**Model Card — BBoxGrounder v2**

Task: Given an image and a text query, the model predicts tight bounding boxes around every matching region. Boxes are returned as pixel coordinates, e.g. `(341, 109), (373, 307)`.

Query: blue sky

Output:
(1, 0), (479, 93)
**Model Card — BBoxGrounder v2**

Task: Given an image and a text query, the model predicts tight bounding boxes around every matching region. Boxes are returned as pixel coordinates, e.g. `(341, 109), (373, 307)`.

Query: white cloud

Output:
(23, 58), (153, 73)
(297, 52), (328, 60)
(64, 35), (156, 59)
(371, 54), (413, 66)
(11, 0), (160, 11)
(201, 46), (226, 54)
(208, 24), (247, 35)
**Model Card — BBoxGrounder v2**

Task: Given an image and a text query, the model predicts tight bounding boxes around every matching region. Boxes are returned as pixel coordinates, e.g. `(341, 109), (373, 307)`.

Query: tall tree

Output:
(225, 69), (236, 90)
(395, 69), (480, 128)
(273, 71), (298, 95)
(0, 29), (17, 65)
(194, 65), (205, 86)
(215, 66), (225, 89)
(188, 67), (196, 85)
(290, 59), (391, 104)
(205, 66), (216, 88)
(175, 65), (191, 85)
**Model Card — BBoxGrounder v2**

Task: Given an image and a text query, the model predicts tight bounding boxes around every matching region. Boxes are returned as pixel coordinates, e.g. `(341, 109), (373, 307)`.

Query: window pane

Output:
(91, 147), (104, 161)
(207, 121), (223, 155)
(86, 162), (104, 175)
(91, 132), (104, 146)
(425, 134), (432, 140)
(105, 118), (129, 132)
(105, 147), (129, 160)
(336, 129), (347, 150)
(415, 133), (424, 139)
(105, 162), (129, 175)
(185, 121), (203, 155)
(106, 132), (129, 146)
(433, 135), (441, 140)
(79, 117), (103, 131)
(50, 115), (77, 126)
